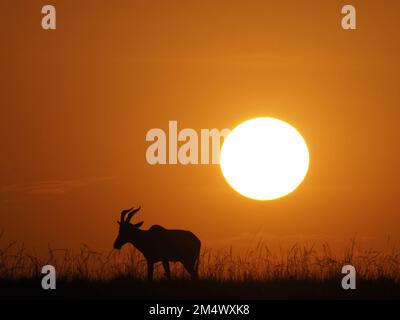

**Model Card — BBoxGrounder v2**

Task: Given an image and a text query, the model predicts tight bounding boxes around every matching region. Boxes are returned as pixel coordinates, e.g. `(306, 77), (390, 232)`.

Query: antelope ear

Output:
(133, 221), (144, 228)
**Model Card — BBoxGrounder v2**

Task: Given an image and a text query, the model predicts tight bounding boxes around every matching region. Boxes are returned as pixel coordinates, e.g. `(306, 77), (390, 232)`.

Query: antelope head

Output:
(113, 206), (143, 250)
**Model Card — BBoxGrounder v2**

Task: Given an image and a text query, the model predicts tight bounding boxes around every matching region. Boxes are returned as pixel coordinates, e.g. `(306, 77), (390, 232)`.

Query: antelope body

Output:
(113, 206), (201, 281)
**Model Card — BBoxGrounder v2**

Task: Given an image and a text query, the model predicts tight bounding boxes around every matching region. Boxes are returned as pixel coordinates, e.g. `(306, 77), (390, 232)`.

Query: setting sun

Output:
(220, 117), (310, 201)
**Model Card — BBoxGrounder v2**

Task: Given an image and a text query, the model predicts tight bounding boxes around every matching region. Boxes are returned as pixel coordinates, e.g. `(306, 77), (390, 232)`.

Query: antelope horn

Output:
(120, 207), (134, 223)
(126, 206), (141, 223)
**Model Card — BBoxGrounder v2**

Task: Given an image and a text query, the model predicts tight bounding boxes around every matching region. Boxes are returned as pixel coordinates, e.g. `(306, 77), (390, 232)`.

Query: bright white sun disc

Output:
(220, 117), (309, 200)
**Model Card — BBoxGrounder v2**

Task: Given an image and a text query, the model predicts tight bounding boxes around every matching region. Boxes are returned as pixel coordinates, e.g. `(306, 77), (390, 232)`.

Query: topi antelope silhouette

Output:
(113, 206), (201, 281)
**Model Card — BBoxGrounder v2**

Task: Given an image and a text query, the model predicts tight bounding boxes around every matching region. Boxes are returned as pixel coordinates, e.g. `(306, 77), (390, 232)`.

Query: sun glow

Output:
(220, 117), (310, 201)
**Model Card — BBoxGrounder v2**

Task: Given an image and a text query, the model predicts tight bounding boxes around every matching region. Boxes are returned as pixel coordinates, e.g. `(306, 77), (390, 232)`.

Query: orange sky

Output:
(1, 0), (400, 253)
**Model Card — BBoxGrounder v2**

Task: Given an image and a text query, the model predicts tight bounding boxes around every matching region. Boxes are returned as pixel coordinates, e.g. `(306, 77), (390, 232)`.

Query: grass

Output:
(1, 232), (399, 299)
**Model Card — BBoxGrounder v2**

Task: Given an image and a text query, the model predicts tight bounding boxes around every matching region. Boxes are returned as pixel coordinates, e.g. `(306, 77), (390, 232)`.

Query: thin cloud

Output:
(0, 176), (116, 195)
(208, 232), (382, 253)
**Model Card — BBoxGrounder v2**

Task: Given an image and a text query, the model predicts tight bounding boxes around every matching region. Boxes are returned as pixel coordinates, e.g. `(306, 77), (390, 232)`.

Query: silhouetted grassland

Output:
(1, 233), (399, 299)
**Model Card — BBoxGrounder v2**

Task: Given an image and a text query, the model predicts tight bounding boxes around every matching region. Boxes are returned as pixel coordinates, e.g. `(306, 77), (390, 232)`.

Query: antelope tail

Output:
(195, 255), (200, 275)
